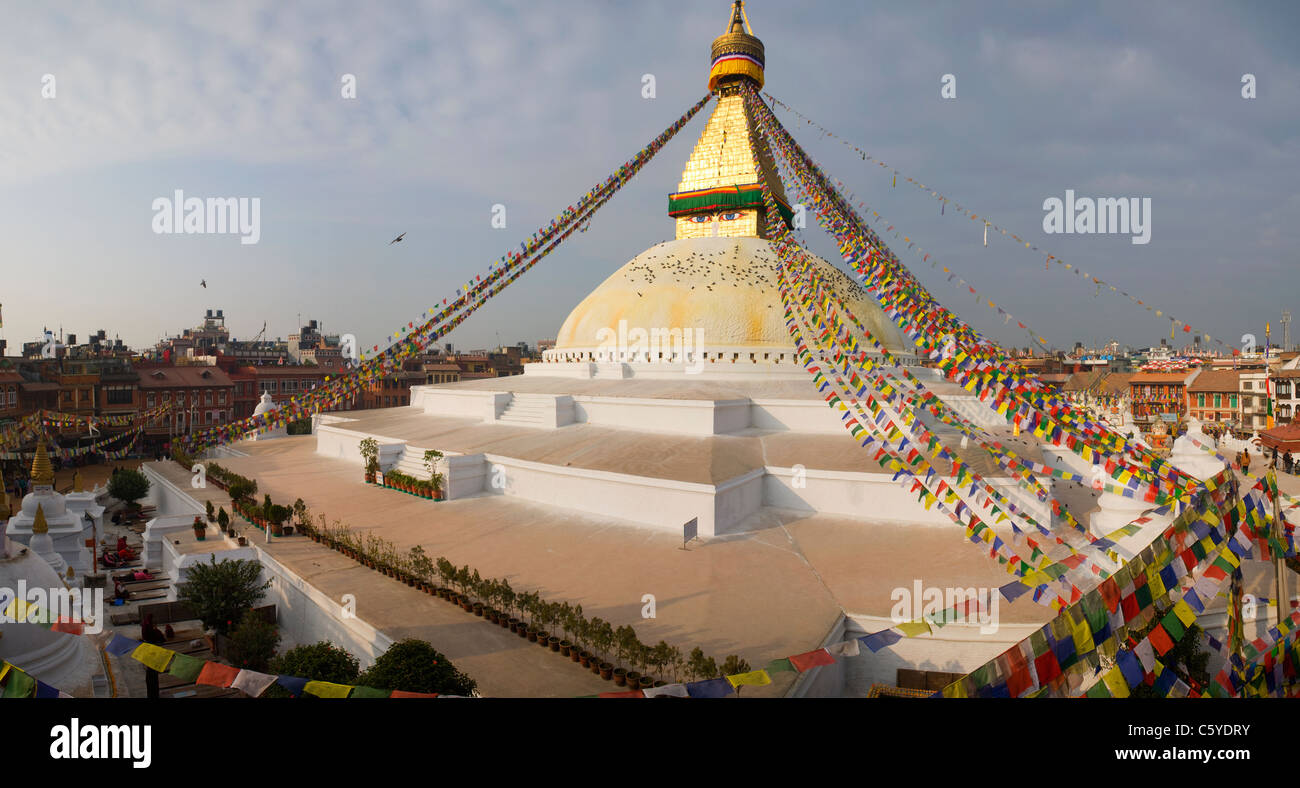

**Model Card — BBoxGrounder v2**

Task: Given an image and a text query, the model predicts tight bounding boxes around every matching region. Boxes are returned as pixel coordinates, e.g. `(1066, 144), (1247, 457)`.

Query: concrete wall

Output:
(254, 547), (393, 667)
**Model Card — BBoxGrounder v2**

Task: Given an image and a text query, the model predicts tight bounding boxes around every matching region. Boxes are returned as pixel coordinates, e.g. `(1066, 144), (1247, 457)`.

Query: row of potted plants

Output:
(358, 438), (446, 500)
(378, 469), (443, 500)
(300, 515), (749, 689)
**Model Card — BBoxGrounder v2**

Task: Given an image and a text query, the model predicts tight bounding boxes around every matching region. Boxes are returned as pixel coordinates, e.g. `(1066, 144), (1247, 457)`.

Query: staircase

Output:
(496, 394), (552, 427)
(394, 448), (436, 478)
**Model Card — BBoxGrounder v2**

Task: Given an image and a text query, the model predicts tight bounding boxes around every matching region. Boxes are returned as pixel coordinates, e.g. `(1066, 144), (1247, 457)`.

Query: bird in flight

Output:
(390, 232), (406, 245)
(200, 279), (207, 288)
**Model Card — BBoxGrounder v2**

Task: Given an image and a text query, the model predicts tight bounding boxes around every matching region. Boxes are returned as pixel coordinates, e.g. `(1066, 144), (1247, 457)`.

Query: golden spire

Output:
(72, 471), (83, 493)
(669, 2), (788, 241)
(31, 442), (54, 485)
(33, 503), (48, 534)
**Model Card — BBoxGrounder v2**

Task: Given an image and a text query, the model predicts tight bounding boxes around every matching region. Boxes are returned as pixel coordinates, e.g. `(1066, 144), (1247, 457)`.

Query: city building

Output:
(1187, 369), (1240, 424)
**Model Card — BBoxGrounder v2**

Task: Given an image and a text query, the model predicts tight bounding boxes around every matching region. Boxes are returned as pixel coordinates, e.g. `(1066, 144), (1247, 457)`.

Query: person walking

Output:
(1241, 450), (1251, 475)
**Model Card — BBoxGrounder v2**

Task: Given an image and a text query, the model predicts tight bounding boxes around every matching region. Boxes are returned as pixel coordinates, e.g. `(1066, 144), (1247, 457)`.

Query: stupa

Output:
(314, 2), (1010, 538)
(0, 480), (97, 695)
(5, 443), (91, 574)
(544, 3), (907, 376)
(251, 391), (288, 440)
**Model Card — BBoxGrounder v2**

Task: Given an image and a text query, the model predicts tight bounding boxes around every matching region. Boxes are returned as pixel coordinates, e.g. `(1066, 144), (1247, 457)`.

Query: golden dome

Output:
(552, 237), (906, 358)
(30, 442), (54, 486)
(708, 2), (765, 93)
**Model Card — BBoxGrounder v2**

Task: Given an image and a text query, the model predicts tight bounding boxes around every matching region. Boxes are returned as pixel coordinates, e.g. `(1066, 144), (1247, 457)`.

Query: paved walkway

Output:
(149, 458), (612, 697)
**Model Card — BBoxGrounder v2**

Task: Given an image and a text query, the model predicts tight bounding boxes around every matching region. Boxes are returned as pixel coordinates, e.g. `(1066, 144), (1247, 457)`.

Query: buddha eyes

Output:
(689, 215), (710, 223)
(687, 212), (741, 223)
(720, 212), (740, 221)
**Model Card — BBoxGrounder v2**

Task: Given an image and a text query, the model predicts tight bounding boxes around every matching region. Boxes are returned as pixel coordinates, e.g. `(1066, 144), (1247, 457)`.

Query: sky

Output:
(1, 0), (1297, 356)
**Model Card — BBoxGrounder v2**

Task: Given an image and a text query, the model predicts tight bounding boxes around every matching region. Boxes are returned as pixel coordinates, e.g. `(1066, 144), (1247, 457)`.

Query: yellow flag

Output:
(896, 620), (932, 637)
(131, 642), (174, 673)
(1172, 600), (1197, 628)
(304, 680), (353, 698)
(727, 670), (772, 689)
(1102, 666), (1131, 698)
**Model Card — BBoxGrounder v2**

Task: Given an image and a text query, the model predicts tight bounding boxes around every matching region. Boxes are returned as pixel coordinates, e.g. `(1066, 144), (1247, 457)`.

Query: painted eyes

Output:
(719, 212), (740, 221)
(687, 212), (742, 223)
(689, 215), (710, 223)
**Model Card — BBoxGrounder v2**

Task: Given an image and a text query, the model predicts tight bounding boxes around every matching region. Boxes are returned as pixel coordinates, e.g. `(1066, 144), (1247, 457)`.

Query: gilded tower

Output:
(669, 1), (791, 241)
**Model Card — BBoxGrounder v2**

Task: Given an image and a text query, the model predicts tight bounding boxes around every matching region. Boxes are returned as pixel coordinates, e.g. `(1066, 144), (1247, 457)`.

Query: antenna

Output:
(1282, 310), (1291, 352)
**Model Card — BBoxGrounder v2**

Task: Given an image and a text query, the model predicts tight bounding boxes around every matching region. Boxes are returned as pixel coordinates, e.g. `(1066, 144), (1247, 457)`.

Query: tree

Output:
(687, 647), (717, 681)
(357, 639), (477, 696)
(217, 507), (230, 531)
(108, 469), (150, 509)
(225, 609), (280, 673)
(177, 556), (270, 636)
(264, 641), (361, 698)
(720, 654), (751, 677)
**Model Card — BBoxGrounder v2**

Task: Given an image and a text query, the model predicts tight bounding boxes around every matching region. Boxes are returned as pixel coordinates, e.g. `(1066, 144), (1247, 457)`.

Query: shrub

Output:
(107, 468), (151, 508)
(177, 556), (270, 636)
(264, 641), (361, 698)
(358, 639), (476, 696)
(226, 609), (280, 674)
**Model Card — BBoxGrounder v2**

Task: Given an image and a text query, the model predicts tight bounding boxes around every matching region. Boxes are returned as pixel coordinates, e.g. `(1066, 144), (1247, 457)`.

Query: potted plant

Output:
(268, 504), (290, 537)
(193, 516), (206, 541)
(422, 449), (445, 501)
(359, 437), (379, 483)
(205, 499), (216, 522)
(216, 507), (230, 534)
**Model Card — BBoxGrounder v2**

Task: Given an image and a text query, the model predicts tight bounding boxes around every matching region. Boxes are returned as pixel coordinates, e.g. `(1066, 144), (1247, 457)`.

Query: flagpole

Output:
(1271, 468), (1289, 637)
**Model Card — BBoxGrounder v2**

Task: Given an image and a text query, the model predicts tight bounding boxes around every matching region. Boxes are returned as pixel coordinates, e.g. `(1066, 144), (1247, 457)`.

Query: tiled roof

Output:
(137, 366), (233, 388)
(1187, 369), (1242, 392)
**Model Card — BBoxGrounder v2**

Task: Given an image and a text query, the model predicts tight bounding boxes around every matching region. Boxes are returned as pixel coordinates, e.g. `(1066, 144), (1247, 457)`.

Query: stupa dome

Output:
(551, 236), (906, 361)
(253, 391), (278, 417)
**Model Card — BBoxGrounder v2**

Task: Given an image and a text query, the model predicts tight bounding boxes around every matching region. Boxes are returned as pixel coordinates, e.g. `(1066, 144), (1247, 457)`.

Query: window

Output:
(205, 390), (212, 405)
(219, 391), (227, 404)
(1230, 394), (1238, 408)
(1197, 393), (1205, 407)
(1214, 394), (1221, 408)
(301, 379), (312, 391)
(264, 380), (277, 392)
(1243, 382), (1252, 390)
(147, 393), (156, 407)
(7, 390), (14, 407)
(163, 392), (171, 403)
(106, 387), (132, 405)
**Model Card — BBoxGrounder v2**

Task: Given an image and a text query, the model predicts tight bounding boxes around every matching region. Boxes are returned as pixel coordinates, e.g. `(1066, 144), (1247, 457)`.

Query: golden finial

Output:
(33, 503), (48, 534)
(72, 471), (83, 493)
(709, 1), (765, 93)
(31, 442), (54, 485)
